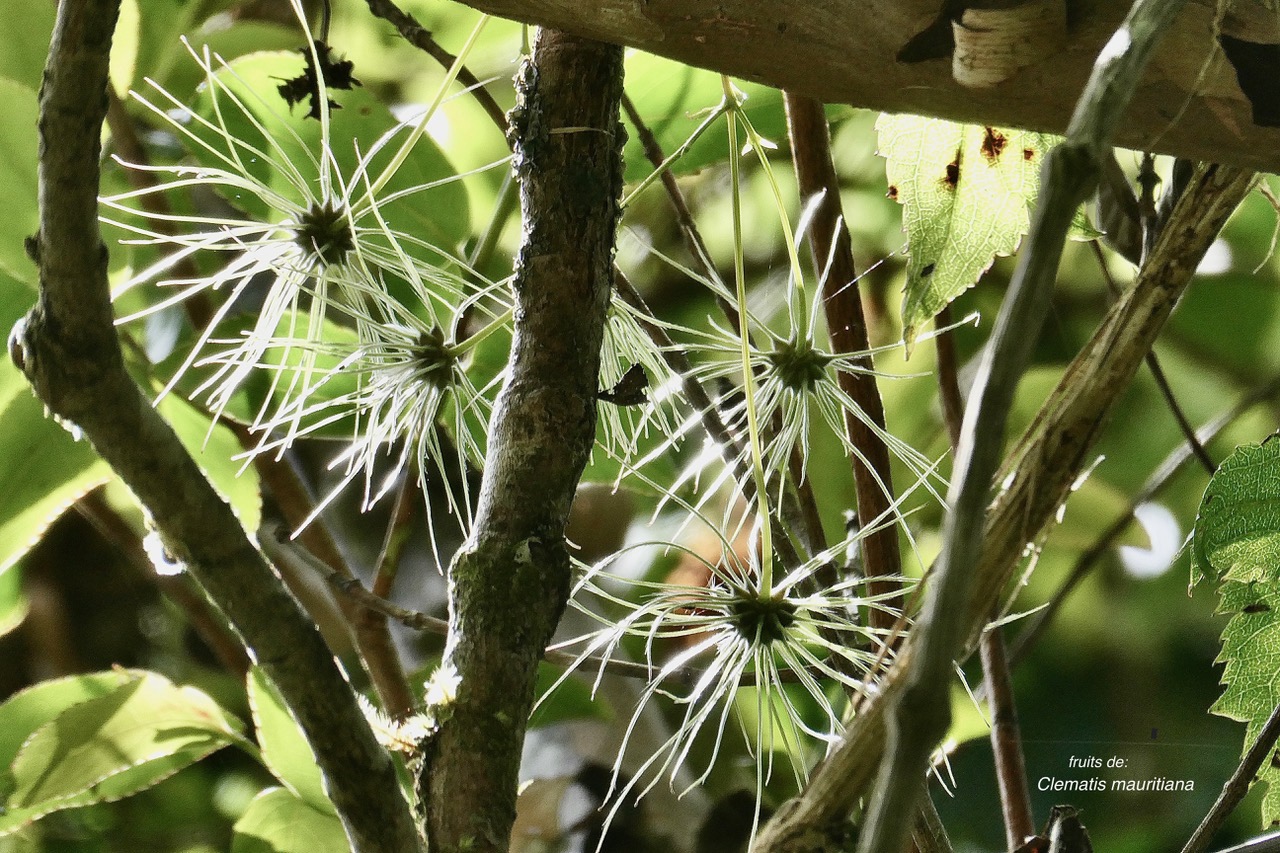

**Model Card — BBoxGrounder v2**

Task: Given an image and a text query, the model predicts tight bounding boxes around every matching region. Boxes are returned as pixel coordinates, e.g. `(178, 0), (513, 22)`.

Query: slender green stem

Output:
(736, 107), (810, 334)
(724, 75), (774, 593)
(621, 101), (730, 208)
(366, 15), (490, 200)
(451, 307), (513, 356)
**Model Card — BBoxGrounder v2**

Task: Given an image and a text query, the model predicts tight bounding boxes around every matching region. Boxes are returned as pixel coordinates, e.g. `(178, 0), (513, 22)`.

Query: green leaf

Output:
(530, 663), (612, 729)
(157, 393), (262, 534)
(0, 671), (136, 791)
(877, 114), (1054, 350)
(1193, 435), (1280, 826)
(0, 8), (55, 92)
(1208, 582), (1280, 826)
(0, 352), (111, 581)
(0, 670), (247, 835)
(247, 667), (333, 815)
(622, 54), (785, 184)
(0, 78), (40, 286)
(1191, 435), (1280, 587)
(231, 787), (346, 853)
(0, 565), (25, 639)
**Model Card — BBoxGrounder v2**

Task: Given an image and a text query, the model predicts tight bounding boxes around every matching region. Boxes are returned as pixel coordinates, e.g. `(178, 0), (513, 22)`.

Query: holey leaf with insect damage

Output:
(1192, 433), (1280, 827)
(877, 114), (1053, 351)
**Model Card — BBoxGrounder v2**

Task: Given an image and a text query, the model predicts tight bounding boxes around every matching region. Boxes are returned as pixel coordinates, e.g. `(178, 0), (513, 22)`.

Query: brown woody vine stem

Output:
(784, 91), (902, 632)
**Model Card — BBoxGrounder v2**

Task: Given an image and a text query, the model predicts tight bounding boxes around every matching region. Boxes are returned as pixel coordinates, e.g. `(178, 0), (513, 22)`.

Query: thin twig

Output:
(370, 470), (418, 598)
(1181, 701), (1280, 853)
(238, 428), (416, 718)
(1089, 240), (1216, 474)
(784, 444), (829, 558)
(1008, 372), (1280, 666)
(934, 305), (966, 451)
(935, 307), (1034, 849)
(784, 91), (901, 631)
(362, 0), (508, 135)
(980, 625), (1035, 850)
(76, 490), (251, 677)
(1210, 831), (1280, 853)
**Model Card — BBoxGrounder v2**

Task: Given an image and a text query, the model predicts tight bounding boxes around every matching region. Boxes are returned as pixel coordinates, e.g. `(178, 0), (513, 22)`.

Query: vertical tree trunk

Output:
(417, 30), (625, 852)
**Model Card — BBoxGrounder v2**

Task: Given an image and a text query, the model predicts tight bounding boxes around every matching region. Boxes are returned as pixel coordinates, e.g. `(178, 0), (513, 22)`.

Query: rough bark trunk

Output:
(416, 30), (625, 853)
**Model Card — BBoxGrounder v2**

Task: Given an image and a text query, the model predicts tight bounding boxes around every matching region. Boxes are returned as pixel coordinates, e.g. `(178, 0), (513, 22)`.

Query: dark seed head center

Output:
(768, 338), (832, 391)
(730, 594), (798, 645)
(296, 201), (355, 266)
(412, 325), (458, 388)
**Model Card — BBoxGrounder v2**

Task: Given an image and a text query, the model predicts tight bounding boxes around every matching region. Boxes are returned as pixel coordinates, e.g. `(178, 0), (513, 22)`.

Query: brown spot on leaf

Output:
(980, 127), (1007, 162)
(942, 153), (960, 190)
(887, 184), (899, 200)
(1023, 147), (1036, 161)
(1244, 602), (1272, 614)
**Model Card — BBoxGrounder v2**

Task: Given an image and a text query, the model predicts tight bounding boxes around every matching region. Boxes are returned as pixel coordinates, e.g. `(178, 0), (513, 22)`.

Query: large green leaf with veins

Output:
(1192, 436), (1280, 586)
(877, 114), (1053, 351)
(1192, 433), (1280, 827)
(232, 787), (346, 853)
(0, 670), (249, 835)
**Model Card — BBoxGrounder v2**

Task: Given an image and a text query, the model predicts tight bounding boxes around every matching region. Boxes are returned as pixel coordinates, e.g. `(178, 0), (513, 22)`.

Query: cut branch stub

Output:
(952, 0), (1068, 88)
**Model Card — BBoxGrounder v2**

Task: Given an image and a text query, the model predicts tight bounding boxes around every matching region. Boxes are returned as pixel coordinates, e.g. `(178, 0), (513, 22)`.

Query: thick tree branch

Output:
(756, 160), (1255, 851)
(441, 0), (1280, 174)
(14, 3), (420, 850)
(416, 30), (625, 853)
